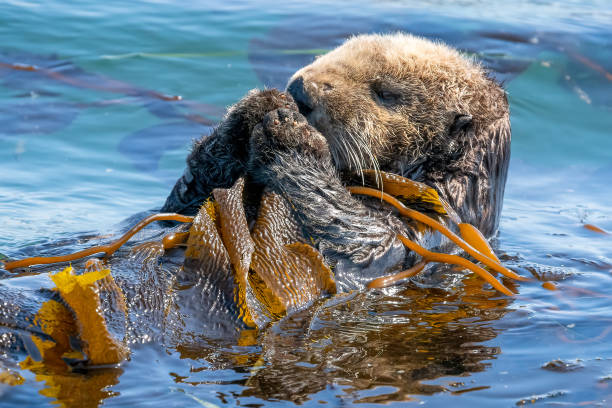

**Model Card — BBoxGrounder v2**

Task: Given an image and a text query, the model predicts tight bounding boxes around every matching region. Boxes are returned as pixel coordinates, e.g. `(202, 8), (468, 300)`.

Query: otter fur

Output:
(286, 33), (510, 237)
(162, 33), (511, 289)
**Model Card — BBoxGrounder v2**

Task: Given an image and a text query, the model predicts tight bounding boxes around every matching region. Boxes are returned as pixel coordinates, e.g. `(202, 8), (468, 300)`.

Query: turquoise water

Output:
(1, 0), (612, 406)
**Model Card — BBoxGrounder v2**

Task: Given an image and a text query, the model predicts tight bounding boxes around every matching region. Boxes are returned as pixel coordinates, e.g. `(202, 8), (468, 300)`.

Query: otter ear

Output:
(450, 114), (473, 137)
(449, 114), (473, 138)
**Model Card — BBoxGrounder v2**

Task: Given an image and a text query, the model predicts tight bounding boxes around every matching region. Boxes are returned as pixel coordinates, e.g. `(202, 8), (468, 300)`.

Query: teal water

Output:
(1, 0), (611, 406)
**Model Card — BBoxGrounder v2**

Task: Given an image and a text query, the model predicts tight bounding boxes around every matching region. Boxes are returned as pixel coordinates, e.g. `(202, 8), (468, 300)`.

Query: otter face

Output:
(286, 33), (511, 236)
(286, 33), (507, 177)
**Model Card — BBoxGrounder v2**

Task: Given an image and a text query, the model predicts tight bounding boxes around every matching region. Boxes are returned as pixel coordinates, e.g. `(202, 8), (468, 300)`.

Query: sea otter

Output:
(0, 34), (512, 389)
(162, 33), (511, 289)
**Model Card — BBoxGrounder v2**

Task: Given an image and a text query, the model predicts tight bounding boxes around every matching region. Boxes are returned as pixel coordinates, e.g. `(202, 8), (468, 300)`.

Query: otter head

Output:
(287, 33), (511, 236)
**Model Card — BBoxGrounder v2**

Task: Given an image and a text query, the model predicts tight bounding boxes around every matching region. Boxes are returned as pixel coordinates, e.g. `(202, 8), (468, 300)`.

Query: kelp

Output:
(347, 184), (530, 293)
(10, 265), (127, 406)
(584, 223), (608, 234)
(174, 179), (336, 332)
(184, 180), (336, 326)
(359, 169), (449, 216)
(2, 171), (534, 371)
(248, 193), (336, 319)
(367, 261), (427, 289)
(2, 172), (531, 300)
(397, 235), (515, 296)
(211, 180), (258, 326)
(3, 213), (194, 270)
(20, 266), (128, 369)
(1, 179), (337, 369)
(49, 266), (128, 365)
(0, 369), (24, 386)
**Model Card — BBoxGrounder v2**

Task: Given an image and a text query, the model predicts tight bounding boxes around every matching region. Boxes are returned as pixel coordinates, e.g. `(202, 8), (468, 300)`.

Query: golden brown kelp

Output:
(178, 182), (260, 330)
(348, 176), (529, 293)
(3, 213), (194, 270)
(3, 172), (528, 300)
(0, 177), (337, 364)
(0, 369), (24, 386)
(212, 179), (258, 326)
(367, 261), (427, 289)
(15, 265), (128, 406)
(20, 266), (128, 367)
(0, 169), (539, 402)
(177, 179), (336, 328)
(359, 169), (450, 216)
(249, 192), (336, 318)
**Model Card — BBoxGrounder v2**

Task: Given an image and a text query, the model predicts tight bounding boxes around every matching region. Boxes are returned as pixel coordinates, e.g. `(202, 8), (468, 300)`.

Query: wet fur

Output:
(162, 33), (511, 284)
(161, 89), (298, 214)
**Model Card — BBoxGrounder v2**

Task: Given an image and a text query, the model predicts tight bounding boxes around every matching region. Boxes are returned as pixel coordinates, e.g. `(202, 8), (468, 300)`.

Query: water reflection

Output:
(242, 276), (508, 403)
(20, 363), (122, 408)
(1, 247), (512, 407)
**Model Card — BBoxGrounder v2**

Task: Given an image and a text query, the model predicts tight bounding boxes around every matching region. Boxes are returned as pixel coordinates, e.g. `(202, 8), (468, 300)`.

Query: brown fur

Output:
(289, 33), (507, 171)
(287, 33), (511, 235)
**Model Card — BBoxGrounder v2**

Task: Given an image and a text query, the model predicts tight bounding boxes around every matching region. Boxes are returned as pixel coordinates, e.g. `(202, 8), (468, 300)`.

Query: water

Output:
(1, 0), (611, 406)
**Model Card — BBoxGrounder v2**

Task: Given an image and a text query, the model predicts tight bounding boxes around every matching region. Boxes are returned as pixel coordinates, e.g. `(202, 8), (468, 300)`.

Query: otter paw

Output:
(250, 108), (330, 166)
(220, 89), (299, 144)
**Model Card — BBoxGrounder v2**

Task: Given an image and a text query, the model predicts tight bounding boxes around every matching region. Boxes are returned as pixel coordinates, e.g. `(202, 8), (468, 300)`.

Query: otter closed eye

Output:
(371, 84), (403, 106)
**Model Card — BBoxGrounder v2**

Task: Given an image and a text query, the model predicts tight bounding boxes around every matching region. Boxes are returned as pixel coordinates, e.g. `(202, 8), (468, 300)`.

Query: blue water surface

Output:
(1, 0), (611, 406)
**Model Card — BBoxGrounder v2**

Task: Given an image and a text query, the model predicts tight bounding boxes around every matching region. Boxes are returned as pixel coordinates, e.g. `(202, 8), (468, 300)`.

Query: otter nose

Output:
(287, 76), (313, 116)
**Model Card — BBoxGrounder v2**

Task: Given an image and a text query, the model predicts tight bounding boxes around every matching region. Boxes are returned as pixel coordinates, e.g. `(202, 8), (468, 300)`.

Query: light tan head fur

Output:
(286, 33), (511, 235)
(287, 33), (508, 176)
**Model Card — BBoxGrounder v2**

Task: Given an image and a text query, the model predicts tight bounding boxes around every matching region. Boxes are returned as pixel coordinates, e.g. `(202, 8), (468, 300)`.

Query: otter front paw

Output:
(218, 89), (299, 149)
(249, 108), (330, 169)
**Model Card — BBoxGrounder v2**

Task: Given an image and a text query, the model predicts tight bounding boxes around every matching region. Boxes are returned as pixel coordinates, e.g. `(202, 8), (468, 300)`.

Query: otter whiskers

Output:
(337, 120), (382, 187)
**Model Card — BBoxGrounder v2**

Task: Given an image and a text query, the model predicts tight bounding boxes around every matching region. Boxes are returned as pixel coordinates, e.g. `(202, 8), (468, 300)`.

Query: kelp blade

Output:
(49, 266), (129, 365)
(249, 192), (336, 318)
(361, 169), (448, 215)
(212, 178), (260, 327)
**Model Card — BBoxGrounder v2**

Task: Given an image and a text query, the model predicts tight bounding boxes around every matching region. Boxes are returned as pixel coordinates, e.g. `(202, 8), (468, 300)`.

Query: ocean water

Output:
(1, 0), (611, 406)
